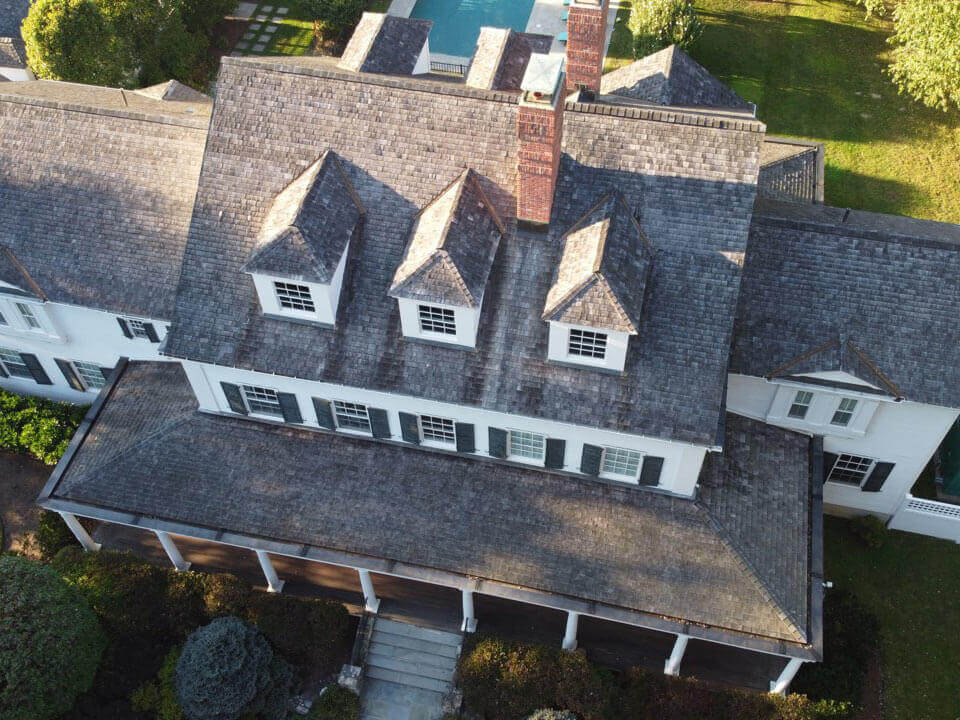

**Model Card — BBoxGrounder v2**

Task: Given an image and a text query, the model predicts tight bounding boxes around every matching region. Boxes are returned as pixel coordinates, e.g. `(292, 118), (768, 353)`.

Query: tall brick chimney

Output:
(517, 54), (565, 227)
(566, 0), (609, 95)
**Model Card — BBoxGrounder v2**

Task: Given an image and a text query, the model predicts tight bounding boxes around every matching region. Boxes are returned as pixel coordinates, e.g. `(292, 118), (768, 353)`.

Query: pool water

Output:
(410, 0), (537, 58)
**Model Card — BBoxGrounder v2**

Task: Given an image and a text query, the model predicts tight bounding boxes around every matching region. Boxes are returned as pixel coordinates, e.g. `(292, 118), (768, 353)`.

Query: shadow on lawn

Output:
(824, 161), (924, 215)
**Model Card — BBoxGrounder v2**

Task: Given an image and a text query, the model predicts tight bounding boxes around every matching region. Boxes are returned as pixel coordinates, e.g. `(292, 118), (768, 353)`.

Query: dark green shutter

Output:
(580, 444), (602, 475)
(862, 462), (894, 492)
(117, 317), (133, 338)
(220, 382), (247, 414)
(488, 427), (507, 458)
(276, 392), (302, 423)
(369, 408), (391, 438)
(399, 412), (420, 444)
(638, 456), (664, 486)
(822, 452), (839, 484)
(100, 366), (114, 382)
(143, 322), (160, 343)
(55, 359), (84, 391)
(312, 398), (335, 429)
(20, 354), (51, 385)
(545, 438), (565, 469)
(455, 423), (475, 453)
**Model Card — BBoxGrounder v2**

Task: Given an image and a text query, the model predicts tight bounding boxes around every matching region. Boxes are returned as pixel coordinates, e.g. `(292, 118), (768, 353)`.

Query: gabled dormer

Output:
(242, 150), (364, 327)
(542, 192), (652, 372)
(389, 169), (504, 348)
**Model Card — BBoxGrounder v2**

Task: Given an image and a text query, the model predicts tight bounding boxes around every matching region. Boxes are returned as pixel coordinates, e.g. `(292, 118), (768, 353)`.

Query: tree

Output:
(627, 0), (702, 59)
(0, 555), (106, 720)
(174, 616), (293, 720)
(303, 0), (364, 39)
(887, 0), (960, 111)
(527, 711), (579, 720)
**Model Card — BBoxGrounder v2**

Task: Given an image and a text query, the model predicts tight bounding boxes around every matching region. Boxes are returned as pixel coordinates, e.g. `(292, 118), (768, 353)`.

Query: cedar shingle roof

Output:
(0, 36), (26, 69)
(389, 168), (504, 307)
(465, 28), (552, 91)
(0, 0), (28, 38)
(542, 192), (652, 334)
(0, 80), (210, 318)
(242, 150), (365, 284)
(338, 13), (431, 76)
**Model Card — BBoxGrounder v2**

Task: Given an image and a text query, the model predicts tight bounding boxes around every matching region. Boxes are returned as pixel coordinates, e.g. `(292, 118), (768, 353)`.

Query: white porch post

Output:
(255, 550), (285, 593)
(461, 589), (477, 633)
(562, 611), (579, 650)
(770, 658), (805, 695)
(358, 569), (380, 613)
(663, 634), (689, 676)
(155, 531), (191, 572)
(60, 512), (100, 552)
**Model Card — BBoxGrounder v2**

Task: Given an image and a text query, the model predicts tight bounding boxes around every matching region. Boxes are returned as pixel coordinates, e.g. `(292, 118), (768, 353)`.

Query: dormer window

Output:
(389, 169), (504, 349)
(788, 390), (814, 419)
(242, 150), (364, 328)
(831, 398), (858, 426)
(542, 192), (652, 372)
(16, 302), (41, 330)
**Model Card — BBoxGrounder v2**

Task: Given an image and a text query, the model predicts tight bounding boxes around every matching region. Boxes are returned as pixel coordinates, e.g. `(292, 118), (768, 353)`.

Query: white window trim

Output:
(787, 390), (814, 419)
(71, 360), (106, 393)
(825, 453), (878, 488)
(240, 384), (285, 420)
(830, 397), (859, 427)
(418, 414), (457, 448)
(566, 327), (608, 363)
(506, 428), (547, 464)
(332, 399), (373, 435)
(417, 304), (458, 337)
(598, 446), (644, 482)
(0, 346), (32, 379)
(273, 280), (317, 314)
(0, 298), (58, 340)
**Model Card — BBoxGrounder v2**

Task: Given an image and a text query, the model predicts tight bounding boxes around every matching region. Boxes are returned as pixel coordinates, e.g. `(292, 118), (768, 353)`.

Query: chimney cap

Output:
(520, 54), (564, 97)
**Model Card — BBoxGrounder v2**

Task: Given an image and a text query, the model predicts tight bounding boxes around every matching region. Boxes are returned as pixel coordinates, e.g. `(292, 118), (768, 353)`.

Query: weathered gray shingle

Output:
(338, 13), (431, 76)
(48, 361), (814, 648)
(165, 57), (763, 446)
(0, 36), (26, 69)
(0, 80), (210, 319)
(733, 199), (960, 407)
(465, 28), (552, 91)
(0, 0), (28, 38)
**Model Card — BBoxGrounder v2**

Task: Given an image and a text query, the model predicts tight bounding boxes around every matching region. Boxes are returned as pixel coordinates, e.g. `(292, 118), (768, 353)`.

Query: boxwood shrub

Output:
(0, 388), (85, 464)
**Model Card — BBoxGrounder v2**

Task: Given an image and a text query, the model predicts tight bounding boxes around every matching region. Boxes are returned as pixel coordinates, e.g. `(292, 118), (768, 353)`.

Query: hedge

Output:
(307, 685), (360, 720)
(457, 636), (855, 720)
(0, 388), (85, 464)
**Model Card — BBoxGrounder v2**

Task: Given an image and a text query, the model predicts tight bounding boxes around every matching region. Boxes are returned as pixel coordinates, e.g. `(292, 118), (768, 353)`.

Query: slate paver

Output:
(277, 7), (289, 14)
(250, 22), (262, 29)
(234, 1), (258, 19)
(265, 26), (277, 33)
(256, 14), (268, 20)
(272, 16), (284, 22)
(236, 41), (250, 49)
(258, 34), (271, 42)
(243, 32), (255, 40)
(253, 43), (266, 51)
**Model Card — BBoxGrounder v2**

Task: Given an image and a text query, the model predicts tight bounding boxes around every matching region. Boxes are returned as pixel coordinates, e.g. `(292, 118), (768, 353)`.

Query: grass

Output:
(604, 0), (960, 222)
(825, 517), (960, 720)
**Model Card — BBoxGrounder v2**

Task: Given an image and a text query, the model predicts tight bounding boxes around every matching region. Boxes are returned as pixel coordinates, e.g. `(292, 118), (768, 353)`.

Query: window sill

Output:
(599, 472), (640, 485)
(507, 455), (545, 467)
(0, 325), (64, 344)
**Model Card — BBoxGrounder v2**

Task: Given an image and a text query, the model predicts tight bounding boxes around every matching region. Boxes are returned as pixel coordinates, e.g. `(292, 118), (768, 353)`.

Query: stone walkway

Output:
(360, 618), (460, 720)
(231, 4), (291, 56)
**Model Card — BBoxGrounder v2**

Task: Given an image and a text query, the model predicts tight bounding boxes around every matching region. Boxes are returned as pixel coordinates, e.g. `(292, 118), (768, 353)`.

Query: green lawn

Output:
(824, 517), (960, 720)
(606, 0), (960, 223)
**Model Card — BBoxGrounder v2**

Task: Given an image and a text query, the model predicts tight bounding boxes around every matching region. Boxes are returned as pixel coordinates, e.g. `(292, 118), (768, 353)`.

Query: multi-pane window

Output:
(568, 329), (607, 359)
(601, 447), (643, 479)
(274, 281), (316, 313)
(241, 385), (284, 418)
(333, 400), (371, 432)
(508, 429), (546, 460)
(0, 347), (32, 378)
(418, 305), (456, 335)
(73, 361), (105, 391)
(420, 415), (455, 444)
(15, 303), (41, 330)
(788, 390), (814, 419)
(126, 318), (152, 340)
(831, 398), (858, 427)
(826, 454), (874, 485)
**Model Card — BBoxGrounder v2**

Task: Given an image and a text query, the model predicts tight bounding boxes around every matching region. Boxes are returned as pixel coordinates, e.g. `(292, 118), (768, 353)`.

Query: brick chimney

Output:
(566, 0), (609, 95)
(517, 54), (565, 227)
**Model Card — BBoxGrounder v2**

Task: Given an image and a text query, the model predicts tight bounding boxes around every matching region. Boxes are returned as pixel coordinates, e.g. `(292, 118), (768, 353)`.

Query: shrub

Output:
(792, 588), (879, 708)
(527, 711), (578, 720)
(304, 0), (364, 38)
(131, 646), (186, 720)
(0, 388), (85, 464)
(0, 555), (106, 720)
(33, 509), (81, 559)
(307, 685), (360, 720)
(203, 571), (252, 618)
(848, 514), (887, 549)
(627, 0), (702, 59)
(175, 616), (293, 720)
(246, 590), (352, 676)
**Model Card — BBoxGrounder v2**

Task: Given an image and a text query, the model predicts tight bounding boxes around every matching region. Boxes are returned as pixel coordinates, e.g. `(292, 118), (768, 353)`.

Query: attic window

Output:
(418, 305), (456, 335)
(333, 400), (371, 432)
(274, 281), (316, 313)
(788, 390), (814, 419)
(241, 385), (284, 418)
(16, 303), (41, 330)
(568, 329), (607, 360)
(831, 398), (858, 426)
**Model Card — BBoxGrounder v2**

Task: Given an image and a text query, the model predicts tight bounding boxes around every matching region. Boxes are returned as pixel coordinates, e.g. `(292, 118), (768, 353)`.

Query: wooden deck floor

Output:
(94, 523), (786, 691)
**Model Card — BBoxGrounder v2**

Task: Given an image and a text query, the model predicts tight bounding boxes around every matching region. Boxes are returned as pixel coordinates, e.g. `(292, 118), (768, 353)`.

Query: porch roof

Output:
(39, 360), (821, 660)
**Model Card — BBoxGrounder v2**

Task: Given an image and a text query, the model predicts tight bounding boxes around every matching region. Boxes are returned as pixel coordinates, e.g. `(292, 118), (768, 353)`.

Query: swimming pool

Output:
(410, 0), (537, 58)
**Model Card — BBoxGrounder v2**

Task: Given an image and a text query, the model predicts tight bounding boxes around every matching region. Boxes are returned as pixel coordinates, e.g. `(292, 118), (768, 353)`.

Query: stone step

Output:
(359, 678), (445, 720)
(368, 630), (461, 660)
(374, 618), (462, 647)
(368, 640), (459, 672)
(364, 663), (452, 694)
(367, 651), (456, 683)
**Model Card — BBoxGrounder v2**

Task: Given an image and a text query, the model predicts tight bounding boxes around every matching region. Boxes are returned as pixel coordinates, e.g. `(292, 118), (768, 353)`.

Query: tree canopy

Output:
(0, 555), (105, 720)
(627, 0), (702, 59)
(887, 0), (960, 111)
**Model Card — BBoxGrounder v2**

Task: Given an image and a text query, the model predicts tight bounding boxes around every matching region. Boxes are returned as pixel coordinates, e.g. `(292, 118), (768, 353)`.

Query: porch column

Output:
(155, 531), (191, 572)
(357, 569), (380, 613)
(461, 589), (477, 633)
(663, 634), (689, 676)
(562, 611), (579, 651)
(59, 512), (100, 552)
(255, 550), (285, 593)
(770, 657), (805, 695)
